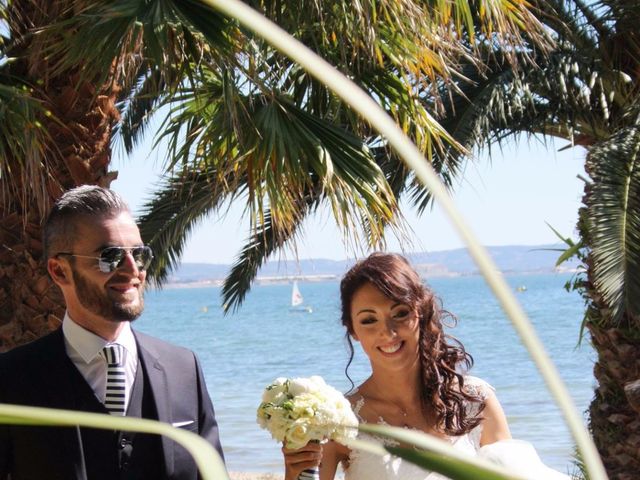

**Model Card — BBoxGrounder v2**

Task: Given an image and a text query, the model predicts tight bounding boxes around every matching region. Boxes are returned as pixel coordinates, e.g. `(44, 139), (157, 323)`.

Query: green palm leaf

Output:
(0, 404), (228, 480)
(44, 0), (236, 86)
(115, 66), (167, 155)
(349, 424), (524, 480)
(36, 0), (549, 308)
(0, 81), (56, 218)
(586, 122), (640, 324)
(138, 165), (241, 286)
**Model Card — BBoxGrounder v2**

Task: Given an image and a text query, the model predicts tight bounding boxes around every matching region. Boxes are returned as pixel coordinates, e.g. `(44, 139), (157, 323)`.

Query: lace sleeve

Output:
(462, 375), (494, 401)
(462, 375), (494, 451)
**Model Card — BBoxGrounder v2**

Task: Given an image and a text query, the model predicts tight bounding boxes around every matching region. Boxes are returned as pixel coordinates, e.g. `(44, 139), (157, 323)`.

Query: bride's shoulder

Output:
(460, 375), (495, 400)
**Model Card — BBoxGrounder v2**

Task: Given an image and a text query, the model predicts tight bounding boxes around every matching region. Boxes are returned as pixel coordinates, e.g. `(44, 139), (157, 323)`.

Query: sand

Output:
(229, 473), (283, 480)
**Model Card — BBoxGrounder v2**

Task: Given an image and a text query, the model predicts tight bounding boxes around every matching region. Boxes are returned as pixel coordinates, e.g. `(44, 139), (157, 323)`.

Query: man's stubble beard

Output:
(72, 268), (144, 322)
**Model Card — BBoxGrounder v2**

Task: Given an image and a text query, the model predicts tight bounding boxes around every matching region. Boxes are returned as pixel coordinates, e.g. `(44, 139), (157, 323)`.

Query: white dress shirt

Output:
(62, 313), (138, 412)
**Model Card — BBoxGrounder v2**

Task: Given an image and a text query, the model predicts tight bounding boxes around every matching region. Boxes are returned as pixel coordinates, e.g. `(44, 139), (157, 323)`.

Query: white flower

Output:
(288, 376), (321, 396)
(257, 375), (359, 448)
(262, 378), (289, 404)
(285, 418), (313, 449)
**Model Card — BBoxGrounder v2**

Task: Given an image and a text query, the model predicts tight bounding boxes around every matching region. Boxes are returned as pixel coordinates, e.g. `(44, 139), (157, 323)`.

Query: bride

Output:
(282, 252), (568, 480)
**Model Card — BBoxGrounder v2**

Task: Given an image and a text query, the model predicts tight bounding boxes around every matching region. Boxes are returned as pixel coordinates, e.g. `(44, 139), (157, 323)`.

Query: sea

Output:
(135, 272), (594, 476)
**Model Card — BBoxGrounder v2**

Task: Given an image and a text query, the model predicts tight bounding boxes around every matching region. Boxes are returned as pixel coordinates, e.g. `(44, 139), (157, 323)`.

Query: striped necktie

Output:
(102, 344), (127, 415)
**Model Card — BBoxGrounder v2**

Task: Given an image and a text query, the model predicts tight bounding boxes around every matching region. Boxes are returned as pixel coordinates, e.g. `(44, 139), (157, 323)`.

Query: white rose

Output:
(285, 419), (313, 449)
(256, 406), (269, 429)
(264, 408), (290, 442)
(292, 393), (323, 418)
(262, 378), (289, 403)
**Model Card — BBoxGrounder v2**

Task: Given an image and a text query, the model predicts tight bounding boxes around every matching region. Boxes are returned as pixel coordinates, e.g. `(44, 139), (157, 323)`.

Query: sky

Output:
(111, 134), (587, 265)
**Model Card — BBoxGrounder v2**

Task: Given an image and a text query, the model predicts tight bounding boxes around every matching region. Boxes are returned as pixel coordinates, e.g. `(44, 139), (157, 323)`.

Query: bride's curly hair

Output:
(340, 252), (484, 436)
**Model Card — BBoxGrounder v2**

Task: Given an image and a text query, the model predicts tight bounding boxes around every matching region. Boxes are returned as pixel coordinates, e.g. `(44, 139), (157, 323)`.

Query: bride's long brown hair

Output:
(340, 252), (484, 436)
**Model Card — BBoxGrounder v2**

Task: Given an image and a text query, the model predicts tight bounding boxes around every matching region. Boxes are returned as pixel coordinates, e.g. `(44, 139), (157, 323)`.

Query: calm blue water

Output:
(135, 273), (594, 475)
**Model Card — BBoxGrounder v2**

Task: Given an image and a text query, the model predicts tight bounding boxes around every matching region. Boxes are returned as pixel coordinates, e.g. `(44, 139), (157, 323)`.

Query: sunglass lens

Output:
(132, 246), (153, 270)
(99, 247), (126, 273)
(98, 246), (153, 273)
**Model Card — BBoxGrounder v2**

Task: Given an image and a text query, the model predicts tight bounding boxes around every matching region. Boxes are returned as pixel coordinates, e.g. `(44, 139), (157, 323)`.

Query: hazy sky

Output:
(111, 134), (586, 265)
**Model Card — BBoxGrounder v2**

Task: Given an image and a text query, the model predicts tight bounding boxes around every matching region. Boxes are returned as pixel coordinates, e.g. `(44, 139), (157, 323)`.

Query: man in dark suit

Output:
(0, 186), (224, 479)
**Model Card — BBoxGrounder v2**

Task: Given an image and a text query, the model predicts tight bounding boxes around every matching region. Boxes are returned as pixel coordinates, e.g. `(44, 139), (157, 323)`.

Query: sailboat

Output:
(290, 280), (313, 313)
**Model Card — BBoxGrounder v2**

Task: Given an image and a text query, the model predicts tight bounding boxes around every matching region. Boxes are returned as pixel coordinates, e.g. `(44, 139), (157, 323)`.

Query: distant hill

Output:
(165, 244), (578, 285)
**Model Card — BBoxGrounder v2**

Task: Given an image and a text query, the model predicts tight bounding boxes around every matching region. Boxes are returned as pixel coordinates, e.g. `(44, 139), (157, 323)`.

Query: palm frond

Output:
(397, 54), (535, 213)
(138, 165), (242, 287)
(42, 0), (237, 93)
(158, 76), (401, 247)
(13, 0), (556, 314)
(0, 80), (55, 218)
(115, 66), (167, 155)
(221, 205), (306, 313)
(254, 0), (548, 84)
(403, 23), (637, 212)
(0, 404), (228, 480)
(585, 121), (640, 326)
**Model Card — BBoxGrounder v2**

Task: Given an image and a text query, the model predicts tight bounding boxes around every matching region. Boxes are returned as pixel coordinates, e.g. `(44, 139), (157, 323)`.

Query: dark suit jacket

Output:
(0, 328), (224, 479)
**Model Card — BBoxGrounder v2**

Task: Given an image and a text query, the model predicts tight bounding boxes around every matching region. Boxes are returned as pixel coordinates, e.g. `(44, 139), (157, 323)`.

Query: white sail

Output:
(291, 280), (304, 307)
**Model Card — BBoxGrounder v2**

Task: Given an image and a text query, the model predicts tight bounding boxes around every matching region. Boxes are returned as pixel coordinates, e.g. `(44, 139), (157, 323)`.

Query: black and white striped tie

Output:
(102, 344), (127, 415)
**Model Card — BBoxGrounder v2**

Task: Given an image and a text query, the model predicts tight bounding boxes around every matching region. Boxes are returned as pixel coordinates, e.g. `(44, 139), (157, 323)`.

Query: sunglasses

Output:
(56, 246), (154, 273)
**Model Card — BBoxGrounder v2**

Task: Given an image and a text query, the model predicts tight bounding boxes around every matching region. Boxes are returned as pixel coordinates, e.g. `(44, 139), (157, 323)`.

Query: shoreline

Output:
(158, 268), (579, 290)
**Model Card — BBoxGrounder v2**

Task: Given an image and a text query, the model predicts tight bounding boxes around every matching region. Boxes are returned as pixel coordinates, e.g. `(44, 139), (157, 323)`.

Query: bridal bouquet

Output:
(257, 375), (358, 449)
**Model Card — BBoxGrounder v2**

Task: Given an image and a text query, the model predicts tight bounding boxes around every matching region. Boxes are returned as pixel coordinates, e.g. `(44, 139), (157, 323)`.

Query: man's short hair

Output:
(43, 186), (131, 259)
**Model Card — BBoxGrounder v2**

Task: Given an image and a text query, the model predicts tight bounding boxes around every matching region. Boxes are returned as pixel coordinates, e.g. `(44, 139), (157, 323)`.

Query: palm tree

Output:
(391, 2), (639, 477)
(0, 0), (542, 349)
(133, 1), (545, 309)
(0, 0), (246, 348)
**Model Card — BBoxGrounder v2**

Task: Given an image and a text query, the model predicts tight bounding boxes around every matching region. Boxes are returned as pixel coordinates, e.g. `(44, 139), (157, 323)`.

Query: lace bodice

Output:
(344, 376), (491, 480)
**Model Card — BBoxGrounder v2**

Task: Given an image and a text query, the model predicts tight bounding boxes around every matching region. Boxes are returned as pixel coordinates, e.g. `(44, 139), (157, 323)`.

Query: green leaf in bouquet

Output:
(0, 403), (229, 480)
(348, 424), (525, 480)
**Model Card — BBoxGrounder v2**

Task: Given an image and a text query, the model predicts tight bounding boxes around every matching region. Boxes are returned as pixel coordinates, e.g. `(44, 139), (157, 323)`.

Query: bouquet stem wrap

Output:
(298, 467), (320, 480)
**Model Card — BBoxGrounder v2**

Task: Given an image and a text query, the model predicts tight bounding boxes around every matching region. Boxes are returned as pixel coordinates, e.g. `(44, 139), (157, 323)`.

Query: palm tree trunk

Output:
(579, 221), (640, 479)
(587, 320), (640, 480)
(0, 1), (120, 350)
(0, 210), (66, 347)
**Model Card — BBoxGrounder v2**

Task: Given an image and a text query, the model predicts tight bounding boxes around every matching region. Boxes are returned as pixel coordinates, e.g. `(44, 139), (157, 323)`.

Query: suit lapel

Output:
(38, 330), (88, 479)
(39, 330), (82, 408)
(135, 333), (175, 476)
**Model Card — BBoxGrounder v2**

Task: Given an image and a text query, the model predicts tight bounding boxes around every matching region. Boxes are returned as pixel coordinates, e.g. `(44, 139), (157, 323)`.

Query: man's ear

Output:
(47, 257), (72, 286)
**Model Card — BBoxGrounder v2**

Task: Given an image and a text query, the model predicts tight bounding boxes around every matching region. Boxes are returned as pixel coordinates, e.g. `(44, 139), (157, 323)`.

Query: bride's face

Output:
(350, 282), (420, 373)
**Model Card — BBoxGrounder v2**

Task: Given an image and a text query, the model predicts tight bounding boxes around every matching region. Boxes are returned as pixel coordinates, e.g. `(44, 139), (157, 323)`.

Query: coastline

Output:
(160, 274), (339, 289)
(159, 244), (581, 290)
(159, 267), (579, 290)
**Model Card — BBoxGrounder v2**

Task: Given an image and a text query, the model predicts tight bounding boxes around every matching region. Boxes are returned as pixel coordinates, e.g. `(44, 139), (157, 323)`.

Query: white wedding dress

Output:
(344, 376), (569, 480)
